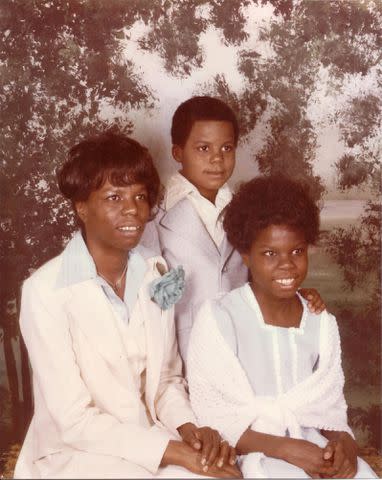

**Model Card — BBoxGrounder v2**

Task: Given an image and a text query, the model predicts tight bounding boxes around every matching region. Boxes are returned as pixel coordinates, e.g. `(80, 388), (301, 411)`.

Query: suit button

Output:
(222, 266), (228, 273)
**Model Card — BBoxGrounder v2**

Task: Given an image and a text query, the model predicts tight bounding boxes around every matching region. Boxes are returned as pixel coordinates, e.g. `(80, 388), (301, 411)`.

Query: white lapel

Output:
(64, 280), (134, 383)
(136, 258), (167, 421)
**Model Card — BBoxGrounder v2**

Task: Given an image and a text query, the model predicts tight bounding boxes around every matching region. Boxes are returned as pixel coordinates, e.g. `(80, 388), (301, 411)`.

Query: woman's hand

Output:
(281, 437), (336, 478)
(177, 422), (236, 470)
(161, 440), (242, 478)
(322, 432), (358, 478)
(299, 288), (326, 314)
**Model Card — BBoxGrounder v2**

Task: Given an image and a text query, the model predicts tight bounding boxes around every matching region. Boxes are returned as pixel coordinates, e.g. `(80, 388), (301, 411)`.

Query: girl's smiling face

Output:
(241, 224), (309, 302)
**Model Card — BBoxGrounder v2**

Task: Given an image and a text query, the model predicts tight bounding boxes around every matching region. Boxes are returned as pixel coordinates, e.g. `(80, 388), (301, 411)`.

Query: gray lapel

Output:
(220, 234), (236, 269)
(159, 198), (221, 257)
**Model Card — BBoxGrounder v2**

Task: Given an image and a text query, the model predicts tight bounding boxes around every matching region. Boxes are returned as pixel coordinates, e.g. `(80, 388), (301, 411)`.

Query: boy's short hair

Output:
(223, 175), (320, 253)
(57, 130), (160, 209)
(171, 96), (239, 147)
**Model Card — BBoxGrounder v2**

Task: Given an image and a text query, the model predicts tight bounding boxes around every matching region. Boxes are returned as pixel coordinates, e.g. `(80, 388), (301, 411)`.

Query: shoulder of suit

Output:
(23, 252), (63, 291)
(134, 243), (160, 260)
(134, 244), (168, 272)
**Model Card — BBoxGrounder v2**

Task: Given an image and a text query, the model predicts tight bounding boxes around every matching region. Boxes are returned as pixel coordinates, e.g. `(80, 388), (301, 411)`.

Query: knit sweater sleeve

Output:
(282, 311), (353, 436)
(187, 300), (257, 446)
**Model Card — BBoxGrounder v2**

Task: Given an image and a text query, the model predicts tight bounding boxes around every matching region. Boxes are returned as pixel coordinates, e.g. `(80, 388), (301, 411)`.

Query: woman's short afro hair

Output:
(223, 174), (320, 253)
(57, 130), (160, 209)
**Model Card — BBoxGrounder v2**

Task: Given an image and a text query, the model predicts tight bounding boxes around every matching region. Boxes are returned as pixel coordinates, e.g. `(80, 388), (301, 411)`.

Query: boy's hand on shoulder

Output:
(177, 422), (237, 470)
(299, 288), (326, 314)
(323, 432), (358, 478)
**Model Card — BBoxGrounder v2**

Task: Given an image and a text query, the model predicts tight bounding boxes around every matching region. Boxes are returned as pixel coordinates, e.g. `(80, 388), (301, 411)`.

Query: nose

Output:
(210, 148), (224, 163)
(121, 198), (137, 216)
(278, 254), (295, 269)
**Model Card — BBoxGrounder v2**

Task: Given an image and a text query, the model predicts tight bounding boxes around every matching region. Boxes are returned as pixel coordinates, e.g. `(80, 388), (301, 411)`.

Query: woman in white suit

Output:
(14, 131), (241, 479)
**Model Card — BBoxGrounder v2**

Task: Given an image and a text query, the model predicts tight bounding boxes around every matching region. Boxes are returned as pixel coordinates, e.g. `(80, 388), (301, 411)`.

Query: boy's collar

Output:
(163, 171), (232, 210)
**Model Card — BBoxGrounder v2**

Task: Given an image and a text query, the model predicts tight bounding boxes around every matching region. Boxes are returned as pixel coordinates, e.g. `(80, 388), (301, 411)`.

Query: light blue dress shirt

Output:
(56, 231), (148, 324)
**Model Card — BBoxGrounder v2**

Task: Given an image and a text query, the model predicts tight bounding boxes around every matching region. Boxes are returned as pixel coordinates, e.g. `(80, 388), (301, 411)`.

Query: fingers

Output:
(216, 440), (230, 468)
(193, 427), (237, 472)
(299, 288), (326, 314)
(316, 457), (338, 478)
(333, 458), (356, 478)
(177, 423), (201, 451)
(207, 461), (242, 478)
(323, 441), (336, 461)
(222, 463), (243, 478)
(195, 427), (221, 468)
(332, 443), (345, 472)
(343, 463), (357, 478)
(330, 442), (348, 478)
(229, 446), (237, 466)
(182, 429), (201, 451)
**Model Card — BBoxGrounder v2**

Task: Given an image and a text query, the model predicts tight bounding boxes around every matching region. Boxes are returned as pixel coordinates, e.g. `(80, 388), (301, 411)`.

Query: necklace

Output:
(98, 263), (128, 292)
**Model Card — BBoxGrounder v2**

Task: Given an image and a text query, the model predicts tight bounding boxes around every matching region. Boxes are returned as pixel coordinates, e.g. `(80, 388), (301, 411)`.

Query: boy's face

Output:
(241, 224), (308, 302)
(172, 120), (236, 203)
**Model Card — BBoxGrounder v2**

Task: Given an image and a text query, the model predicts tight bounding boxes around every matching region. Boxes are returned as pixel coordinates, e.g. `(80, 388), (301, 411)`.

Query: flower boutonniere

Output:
(149, 264), (185, 310)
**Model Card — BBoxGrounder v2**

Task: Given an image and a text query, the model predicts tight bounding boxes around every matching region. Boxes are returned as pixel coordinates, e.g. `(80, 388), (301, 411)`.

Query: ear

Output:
(241, 252), (250, 268)
(172, 145), (183, 164)
(75, 201), (88, 224)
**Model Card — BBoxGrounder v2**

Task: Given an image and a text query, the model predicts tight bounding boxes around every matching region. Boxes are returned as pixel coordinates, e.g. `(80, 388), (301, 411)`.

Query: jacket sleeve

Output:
(154, 303), (198, 433)
(20, 277), (170, 474)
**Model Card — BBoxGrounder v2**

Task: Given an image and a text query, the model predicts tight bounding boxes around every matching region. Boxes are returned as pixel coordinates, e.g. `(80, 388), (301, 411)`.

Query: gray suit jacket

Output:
(141, 198), (248, 364)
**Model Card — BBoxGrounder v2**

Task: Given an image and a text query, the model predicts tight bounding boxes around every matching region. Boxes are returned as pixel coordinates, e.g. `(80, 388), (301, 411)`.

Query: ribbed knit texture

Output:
(187, 300), (353, 477)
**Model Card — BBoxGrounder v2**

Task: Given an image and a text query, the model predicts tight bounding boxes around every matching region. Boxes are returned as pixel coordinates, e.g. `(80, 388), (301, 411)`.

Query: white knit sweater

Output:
(187, 300), (353, 477)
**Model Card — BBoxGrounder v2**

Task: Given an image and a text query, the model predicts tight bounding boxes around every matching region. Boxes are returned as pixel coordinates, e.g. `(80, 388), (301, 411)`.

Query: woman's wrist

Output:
(268, 436), (292, 461)
(160, 440), (187, 468)
(237, 428), (290, 459)
(275, 436), (300, 463)
(322, 430), (356, 445)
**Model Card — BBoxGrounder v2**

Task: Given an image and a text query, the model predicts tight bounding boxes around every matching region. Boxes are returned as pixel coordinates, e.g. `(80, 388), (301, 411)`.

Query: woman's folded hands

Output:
(160, 422), (242, 478)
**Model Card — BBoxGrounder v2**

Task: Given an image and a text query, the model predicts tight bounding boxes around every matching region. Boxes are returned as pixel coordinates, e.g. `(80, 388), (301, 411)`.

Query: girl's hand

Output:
(322, 433), (358, 478)
(299, 288), (326, 314)
(161, 440), (242, 478)
(177, 423), (236, 470)
(281, 437), (336, 478)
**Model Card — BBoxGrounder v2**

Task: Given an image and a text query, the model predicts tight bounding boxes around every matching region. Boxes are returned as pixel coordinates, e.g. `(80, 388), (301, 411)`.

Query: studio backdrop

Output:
(0, 0), (380, 456)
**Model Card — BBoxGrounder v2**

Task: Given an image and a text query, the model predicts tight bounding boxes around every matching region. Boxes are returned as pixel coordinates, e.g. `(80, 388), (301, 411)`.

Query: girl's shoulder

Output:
(208, 285), (255, 347)
(212, 284), (248, 312)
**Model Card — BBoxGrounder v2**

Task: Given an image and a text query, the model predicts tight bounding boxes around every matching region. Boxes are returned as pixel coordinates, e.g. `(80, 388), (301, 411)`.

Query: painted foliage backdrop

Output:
(0, 0), (381, 459)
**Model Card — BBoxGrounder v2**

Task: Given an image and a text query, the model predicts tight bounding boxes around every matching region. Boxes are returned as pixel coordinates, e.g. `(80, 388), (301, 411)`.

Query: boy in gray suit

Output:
(141, 96), (324, 365)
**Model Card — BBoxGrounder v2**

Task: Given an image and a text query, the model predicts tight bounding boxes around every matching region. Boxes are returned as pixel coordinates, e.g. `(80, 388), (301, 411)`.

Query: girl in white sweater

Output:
(187, 175), (376, 478)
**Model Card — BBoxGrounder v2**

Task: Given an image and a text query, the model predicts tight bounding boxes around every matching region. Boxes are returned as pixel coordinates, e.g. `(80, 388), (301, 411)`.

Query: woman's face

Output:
(241, 224), (308, 302)
(76, 179), (150, 255)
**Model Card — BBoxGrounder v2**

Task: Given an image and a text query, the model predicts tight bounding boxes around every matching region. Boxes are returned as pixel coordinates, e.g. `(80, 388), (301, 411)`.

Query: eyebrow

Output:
(192, 138), (235, 144)
(102, 184), (147, 192)
(257, 241), (307, 248)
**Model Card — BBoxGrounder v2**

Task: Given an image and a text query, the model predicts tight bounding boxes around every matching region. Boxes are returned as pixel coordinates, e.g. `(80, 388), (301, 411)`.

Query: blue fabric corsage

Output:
(149, 265), (185, 310)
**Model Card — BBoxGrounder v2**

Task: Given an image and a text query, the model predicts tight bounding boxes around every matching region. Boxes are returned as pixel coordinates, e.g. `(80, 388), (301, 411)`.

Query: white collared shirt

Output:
(163, 171), (232, 247)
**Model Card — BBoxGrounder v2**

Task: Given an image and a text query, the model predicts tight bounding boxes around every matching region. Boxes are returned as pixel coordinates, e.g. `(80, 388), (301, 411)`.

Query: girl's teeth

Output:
(276, 279), (294, 285)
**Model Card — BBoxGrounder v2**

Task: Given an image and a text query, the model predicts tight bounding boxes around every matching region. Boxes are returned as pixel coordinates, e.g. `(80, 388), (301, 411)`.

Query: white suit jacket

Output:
(15, 240), (196, 478)
(141, 197), (248, 362)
